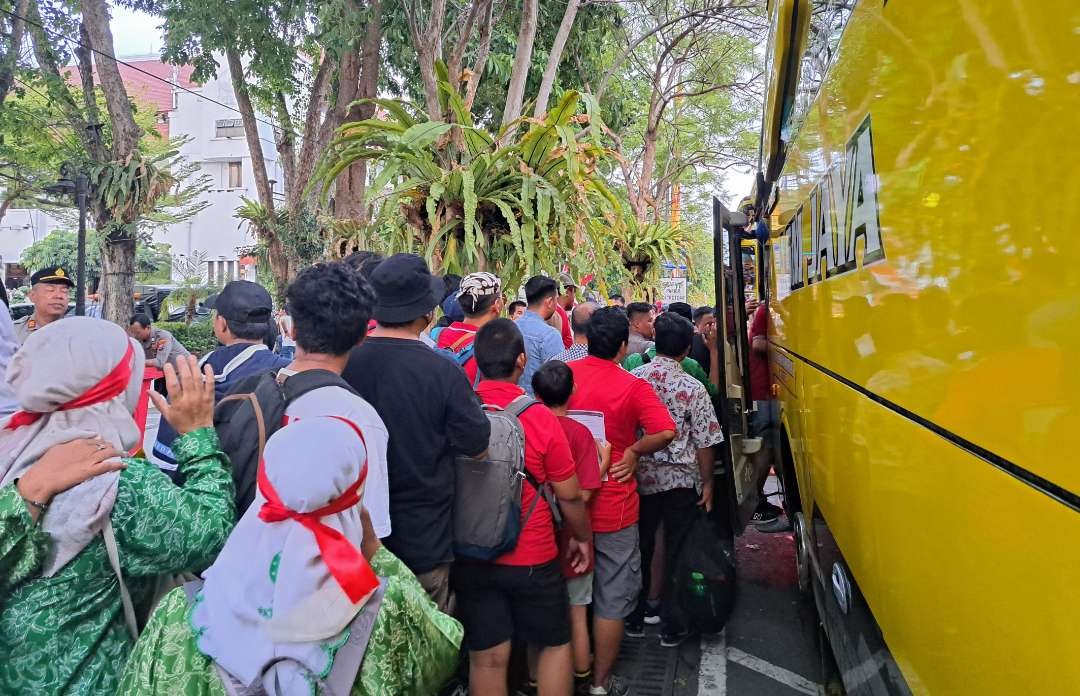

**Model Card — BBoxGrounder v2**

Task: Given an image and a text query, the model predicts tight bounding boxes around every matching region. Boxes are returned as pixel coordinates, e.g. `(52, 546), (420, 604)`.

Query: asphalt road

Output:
(615, 482), (832, 696)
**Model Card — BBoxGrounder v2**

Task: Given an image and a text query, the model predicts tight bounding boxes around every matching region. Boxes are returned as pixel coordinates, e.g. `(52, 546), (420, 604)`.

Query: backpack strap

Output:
(218, 391), (268, 460)
(103, 518), (139, 641)
(505, 394), (538, 418)
(503, 396), (562, 527)
(279, 368), (356, 402)
(449, 333), (474, 352)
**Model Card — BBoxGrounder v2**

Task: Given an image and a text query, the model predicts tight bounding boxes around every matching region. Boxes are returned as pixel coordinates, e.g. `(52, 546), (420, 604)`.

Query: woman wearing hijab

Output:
(118, 416), (464, 696)
(0, 317), (235, 695)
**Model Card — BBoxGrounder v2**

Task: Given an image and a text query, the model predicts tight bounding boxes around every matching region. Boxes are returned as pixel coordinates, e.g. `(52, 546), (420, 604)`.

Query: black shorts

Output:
(452, 560), (570, 651)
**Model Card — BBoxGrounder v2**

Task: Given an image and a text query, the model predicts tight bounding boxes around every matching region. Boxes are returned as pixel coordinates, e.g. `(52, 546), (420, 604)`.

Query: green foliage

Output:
(154, 320), (217, 355)
(235, 198), (326, 273)
(607, 213), (691, 292)
(85, 150), (176, 236)
(19, 230), (171, 284)
(314, 75), (621, 292)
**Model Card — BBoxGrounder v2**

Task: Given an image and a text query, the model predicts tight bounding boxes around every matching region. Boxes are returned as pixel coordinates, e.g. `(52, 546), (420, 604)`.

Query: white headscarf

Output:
(0, 317), (144, 576)
(192, 417), (378, 694)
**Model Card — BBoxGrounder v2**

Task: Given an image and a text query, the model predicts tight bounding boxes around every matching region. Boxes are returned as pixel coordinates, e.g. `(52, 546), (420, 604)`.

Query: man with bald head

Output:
(549, 301), (598, 364)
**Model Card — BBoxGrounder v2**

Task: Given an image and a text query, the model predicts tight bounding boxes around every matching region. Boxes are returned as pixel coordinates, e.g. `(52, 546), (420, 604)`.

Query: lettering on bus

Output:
(784, 115), (884, 293)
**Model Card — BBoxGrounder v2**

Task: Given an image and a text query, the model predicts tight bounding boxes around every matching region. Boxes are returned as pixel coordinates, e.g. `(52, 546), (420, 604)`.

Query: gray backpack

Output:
(453, 395), (557, 560)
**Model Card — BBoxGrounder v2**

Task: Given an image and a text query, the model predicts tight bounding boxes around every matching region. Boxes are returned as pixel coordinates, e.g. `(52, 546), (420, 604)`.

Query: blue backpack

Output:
(430, 326), (480, 387)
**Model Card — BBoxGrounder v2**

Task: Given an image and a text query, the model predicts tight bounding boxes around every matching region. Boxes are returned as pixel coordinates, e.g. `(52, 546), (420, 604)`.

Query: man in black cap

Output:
(150, 280), (289, 478)
(14, 266), (74, 344)
(342, 253), (490, 611)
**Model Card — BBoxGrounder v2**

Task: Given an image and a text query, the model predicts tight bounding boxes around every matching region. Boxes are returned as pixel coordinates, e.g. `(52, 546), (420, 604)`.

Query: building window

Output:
(207, 260), (239, 286)
(215, 118), (245, 138)
(227, 161), (243, 189)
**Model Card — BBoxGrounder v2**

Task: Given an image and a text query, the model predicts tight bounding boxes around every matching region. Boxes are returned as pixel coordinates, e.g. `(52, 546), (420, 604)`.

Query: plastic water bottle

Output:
(689, 571), (707, 598)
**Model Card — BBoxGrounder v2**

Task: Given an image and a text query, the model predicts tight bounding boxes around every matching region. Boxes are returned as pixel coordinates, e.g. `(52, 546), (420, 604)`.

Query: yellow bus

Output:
(717, 1), (1080, 693)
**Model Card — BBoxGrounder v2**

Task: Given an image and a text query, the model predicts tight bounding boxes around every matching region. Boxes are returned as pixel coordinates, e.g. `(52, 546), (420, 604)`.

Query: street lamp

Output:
(44, 163), (90, 316)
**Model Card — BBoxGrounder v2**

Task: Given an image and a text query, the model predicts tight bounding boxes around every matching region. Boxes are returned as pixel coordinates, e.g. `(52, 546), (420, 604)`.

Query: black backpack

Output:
(215, 368), (357, 517)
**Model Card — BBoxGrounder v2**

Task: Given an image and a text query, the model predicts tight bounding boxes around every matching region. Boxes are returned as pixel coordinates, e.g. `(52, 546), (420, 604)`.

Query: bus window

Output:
(781, 1), (855, 143)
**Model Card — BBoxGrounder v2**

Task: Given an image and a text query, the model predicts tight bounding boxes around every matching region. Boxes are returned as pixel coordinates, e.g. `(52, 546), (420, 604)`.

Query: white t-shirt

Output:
(284, 385), (392, 539)
(278, 315), (296, 348)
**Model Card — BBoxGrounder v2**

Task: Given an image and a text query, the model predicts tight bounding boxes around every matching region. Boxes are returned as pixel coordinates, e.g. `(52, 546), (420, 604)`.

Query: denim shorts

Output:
(749, 400), (780, 448)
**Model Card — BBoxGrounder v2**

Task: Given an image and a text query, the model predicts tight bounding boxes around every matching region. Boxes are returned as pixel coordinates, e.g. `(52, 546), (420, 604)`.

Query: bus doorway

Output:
(711, 197), (771, 533)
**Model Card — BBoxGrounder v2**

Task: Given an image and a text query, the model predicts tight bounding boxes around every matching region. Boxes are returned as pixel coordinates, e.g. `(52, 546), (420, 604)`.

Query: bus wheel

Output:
(793, 511), (812, 596)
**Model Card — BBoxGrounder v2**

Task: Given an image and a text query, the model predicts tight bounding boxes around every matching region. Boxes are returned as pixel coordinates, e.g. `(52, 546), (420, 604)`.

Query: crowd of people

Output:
(0, 251), (780, 696)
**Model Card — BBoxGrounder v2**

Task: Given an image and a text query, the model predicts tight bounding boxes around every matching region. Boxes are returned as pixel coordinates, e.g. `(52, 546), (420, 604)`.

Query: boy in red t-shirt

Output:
(532, 360), (611, 692)
(458, 319), (593, 696)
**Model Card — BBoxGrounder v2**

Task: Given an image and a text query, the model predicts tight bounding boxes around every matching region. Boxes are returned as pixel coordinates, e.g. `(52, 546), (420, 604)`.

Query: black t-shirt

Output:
(689, 333), (711, 375)
(342, 337), (490, 573)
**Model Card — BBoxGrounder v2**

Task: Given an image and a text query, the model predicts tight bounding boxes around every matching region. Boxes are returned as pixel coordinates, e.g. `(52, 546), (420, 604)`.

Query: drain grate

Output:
(615, 633), (679, 696)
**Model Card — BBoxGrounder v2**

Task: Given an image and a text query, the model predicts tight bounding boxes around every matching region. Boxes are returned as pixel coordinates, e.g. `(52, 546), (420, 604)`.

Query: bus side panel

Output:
(777, 341), (1080, 695)
(770, 0), (1080, 493)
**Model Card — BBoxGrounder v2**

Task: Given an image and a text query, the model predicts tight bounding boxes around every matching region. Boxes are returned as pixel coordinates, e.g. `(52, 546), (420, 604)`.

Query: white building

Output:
(157, 56), (283, 285)
(0, 54), (282, 288)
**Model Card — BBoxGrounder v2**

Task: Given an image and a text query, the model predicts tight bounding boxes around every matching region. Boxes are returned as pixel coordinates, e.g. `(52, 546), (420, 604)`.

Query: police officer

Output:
(127, 312), (191, 371)
(14, 266), (74, 344)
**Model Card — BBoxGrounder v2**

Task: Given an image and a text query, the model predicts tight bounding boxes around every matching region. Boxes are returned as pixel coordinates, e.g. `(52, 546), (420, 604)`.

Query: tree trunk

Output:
(264, 234), (291, 305)
(80, 0), (140, 159)
(532, 0), (580, 118)
(333, 0), (382, 221)
(406, 0), (446, 120)
(463, 0), (495, 111)
(501, 0), (538, 127)
(81, 0), (142, 325)
(0, 0), (29, 107)
(224, 43), (291, 299)
(225, 44), (276, 214)
(26, 0), (92, 138)
(100, 233), (136, 325)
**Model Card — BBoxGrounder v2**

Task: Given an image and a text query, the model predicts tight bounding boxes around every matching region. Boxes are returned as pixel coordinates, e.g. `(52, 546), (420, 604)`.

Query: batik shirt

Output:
(631, 356), (724, 495)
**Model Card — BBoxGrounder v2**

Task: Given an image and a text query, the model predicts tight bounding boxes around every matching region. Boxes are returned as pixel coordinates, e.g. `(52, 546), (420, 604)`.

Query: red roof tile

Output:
(65, 58), (198, 138)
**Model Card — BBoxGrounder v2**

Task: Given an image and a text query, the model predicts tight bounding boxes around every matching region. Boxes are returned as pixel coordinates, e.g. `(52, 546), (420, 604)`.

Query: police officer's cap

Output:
(30, 266), (75, 287)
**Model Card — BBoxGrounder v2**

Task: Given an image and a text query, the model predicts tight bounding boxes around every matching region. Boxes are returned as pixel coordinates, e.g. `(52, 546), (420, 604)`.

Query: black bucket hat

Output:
(370, 253), (444, 324)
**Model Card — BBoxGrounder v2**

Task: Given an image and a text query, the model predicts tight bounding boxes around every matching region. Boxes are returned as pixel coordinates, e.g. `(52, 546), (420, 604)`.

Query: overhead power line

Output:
(0, 5), (287, 136)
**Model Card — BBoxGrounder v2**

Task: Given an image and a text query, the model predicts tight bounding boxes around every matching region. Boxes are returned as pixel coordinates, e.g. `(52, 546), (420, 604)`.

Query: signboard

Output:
(660, 277), (688, 304)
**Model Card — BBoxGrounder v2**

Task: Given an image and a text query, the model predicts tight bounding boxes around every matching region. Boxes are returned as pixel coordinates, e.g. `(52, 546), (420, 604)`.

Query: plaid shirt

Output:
(631, 356), (724, 494)
(549, 343), (589, 364)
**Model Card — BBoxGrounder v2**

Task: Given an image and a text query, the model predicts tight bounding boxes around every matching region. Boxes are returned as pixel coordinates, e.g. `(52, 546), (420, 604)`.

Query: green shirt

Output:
(0, 428), (234, 696)
(116, 546), (464, 696)
(623, 347), (718, 398)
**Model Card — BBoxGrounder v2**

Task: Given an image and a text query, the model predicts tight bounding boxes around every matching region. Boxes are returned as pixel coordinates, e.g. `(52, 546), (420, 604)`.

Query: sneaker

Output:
(751, 501), (783, 525)
(515, 680), (537, 696)
(624, 620), (645, 638)
(756, 516), (793, 534)
(660, 629), (691, 648)
(643, 604), (661, 625)
(589, 675), (632, 696)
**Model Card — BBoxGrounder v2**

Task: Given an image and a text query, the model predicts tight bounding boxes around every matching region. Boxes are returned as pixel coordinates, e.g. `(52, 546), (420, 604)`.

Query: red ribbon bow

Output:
(6, 342), (135, 430)
(256, 417), (379, 604)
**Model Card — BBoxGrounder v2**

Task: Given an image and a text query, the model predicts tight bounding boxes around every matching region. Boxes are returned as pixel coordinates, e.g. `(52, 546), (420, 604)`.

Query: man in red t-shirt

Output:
(553, 273), (579, 348)
(433, 272), (504, 386)
(532, 360), (610, 691)
(748, 301), (783, 526)
(568, 307), (676, 696)
(456, 319), (593, 696)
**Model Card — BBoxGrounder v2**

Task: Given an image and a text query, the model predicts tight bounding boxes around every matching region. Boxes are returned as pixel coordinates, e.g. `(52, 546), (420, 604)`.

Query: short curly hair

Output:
(286, 262), (375, 355)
